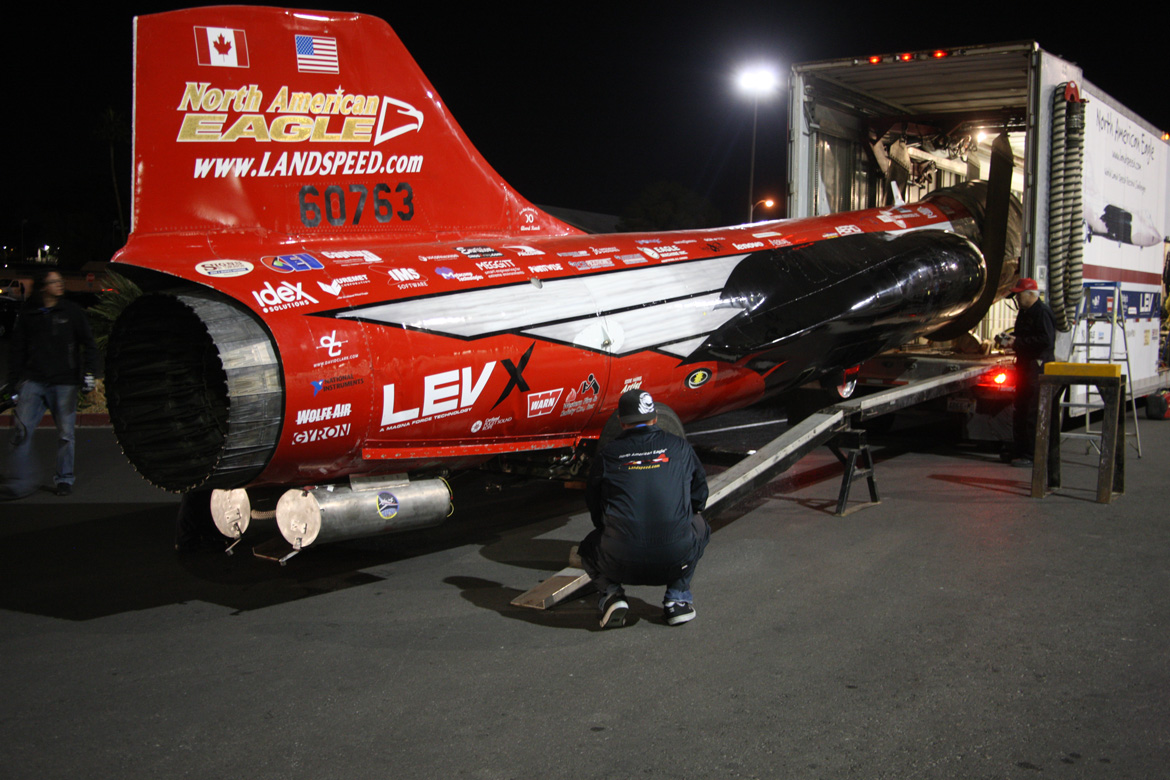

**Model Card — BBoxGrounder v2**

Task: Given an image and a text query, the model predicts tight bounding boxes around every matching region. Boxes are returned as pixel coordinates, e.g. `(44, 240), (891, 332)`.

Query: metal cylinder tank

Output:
(275, 479), (452, 548)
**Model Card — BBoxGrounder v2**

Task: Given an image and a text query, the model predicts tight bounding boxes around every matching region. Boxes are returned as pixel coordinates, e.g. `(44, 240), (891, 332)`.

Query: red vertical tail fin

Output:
(130, 7), (579, 241)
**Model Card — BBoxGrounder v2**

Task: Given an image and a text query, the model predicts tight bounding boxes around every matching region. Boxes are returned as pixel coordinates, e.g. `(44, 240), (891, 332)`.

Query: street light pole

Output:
(737, 66), (779, 223)
(748, 97), (759, 222)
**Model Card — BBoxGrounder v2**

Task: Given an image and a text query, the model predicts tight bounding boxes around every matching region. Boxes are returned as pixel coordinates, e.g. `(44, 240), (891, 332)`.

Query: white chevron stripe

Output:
(337, 254), (750, 355)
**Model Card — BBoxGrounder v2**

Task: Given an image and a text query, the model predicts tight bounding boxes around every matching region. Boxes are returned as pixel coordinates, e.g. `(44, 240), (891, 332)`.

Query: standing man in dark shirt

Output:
(1002, 277), (1056, 466)
(2, 271), (99, 498)
(579, 389), (710, 628)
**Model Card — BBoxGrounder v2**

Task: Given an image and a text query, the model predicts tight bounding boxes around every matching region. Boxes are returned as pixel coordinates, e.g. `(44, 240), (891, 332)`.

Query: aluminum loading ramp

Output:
(512, 361), (1006, 610)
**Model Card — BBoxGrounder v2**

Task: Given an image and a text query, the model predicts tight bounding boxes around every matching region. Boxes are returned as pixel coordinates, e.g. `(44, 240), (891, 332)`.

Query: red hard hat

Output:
(1010, 277), (1038, 293)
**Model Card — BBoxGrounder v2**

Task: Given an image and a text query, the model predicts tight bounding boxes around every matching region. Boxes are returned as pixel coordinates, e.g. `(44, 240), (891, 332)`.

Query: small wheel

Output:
(819, 369), (858, 399)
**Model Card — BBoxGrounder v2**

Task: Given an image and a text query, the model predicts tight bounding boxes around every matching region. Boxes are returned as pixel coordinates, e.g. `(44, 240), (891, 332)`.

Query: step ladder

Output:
(1061, 282), (1141, 457)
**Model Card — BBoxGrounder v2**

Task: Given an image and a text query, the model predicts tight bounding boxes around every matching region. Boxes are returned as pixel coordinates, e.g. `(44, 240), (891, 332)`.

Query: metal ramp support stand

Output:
(827, 429), (880, 516)
(1064, 282), (1142, 456)
(1032, 364), (1125, 503)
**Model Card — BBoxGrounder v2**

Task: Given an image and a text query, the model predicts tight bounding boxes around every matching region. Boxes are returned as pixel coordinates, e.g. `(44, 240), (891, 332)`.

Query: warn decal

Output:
(527, 388), (563, 418)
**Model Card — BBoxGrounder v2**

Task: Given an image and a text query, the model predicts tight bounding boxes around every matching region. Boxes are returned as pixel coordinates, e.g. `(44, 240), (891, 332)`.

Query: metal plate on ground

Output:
(511, 567), (592, 610)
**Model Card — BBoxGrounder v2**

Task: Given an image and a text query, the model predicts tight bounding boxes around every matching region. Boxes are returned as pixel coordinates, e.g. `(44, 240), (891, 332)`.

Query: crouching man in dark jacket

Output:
(579, 389), (710, 628)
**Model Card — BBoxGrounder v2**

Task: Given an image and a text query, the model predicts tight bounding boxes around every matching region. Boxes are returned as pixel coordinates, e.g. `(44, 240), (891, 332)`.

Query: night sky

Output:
(5, 2), (1166, 264)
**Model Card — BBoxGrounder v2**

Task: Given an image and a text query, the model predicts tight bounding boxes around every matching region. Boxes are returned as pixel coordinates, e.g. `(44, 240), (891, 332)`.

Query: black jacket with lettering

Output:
(585, 424), (708, 568)
(8, 298), (99, 386)
(1013, 300), (1056, 364)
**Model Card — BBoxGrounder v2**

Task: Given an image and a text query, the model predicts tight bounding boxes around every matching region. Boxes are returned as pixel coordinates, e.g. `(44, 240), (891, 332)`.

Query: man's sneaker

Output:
(599, 592), (629, 629)
(54, 483), (72, 496)
(664, 601), (696, 625)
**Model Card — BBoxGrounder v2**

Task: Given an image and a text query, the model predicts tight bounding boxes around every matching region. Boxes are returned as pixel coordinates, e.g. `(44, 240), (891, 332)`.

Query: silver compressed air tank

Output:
(275, 478), (452, 549)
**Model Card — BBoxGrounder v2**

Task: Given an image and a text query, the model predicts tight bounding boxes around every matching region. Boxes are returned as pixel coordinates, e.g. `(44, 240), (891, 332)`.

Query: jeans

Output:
(3, 381), (78, 496)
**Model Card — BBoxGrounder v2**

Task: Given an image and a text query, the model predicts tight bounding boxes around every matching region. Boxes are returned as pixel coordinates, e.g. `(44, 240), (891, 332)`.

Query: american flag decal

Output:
(295, 35), (339, 73)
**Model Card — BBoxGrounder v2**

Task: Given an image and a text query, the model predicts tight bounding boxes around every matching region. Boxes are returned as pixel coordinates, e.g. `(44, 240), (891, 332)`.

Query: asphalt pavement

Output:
(1, 409), (1167, 779)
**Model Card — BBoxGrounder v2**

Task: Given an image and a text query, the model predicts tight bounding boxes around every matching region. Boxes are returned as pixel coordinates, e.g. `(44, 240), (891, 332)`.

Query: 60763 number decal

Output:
(299, 183), (414, 227)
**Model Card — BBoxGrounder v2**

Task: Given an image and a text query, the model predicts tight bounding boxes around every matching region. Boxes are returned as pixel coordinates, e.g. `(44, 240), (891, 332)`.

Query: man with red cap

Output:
(579, 389), (710, 628)
(1001, 277), (1056, 465)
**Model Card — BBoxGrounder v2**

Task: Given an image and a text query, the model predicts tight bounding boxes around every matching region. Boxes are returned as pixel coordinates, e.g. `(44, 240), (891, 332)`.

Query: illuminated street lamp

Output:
(738, 65), (779, 222)
(752, 198), (775, 221)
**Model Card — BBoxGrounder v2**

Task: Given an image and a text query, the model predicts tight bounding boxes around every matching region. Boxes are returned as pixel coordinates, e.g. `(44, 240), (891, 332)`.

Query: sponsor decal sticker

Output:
(196, 259), (253, 278)
(636, 244), (687, 261)
(835, 225), (862, 237)
(386, 268), (421, 282)
(621, 376), (643, 393)
(560, 373), (601, 417)
(685, 368), (712, 389)
(317, 274), (369, 298)
(317, 330), (348, 358)
(456, 246), (503, 259)
(379, 345), (534, 431)
(527, 388), (564, 418)
(295, 403), (352, 426)
(471, 415), (512, 433)
(252, 281), (318, 313)
(568, 258), (615, 271)
(876, 212), (908, 229)
(504, 244), (545, 257)
(476, 258), (524, 277)
(292, 422), (351, 445)
(381, 364), (494, 429)
(311, 374), (364, 396)
(518, 207), (541, 233)
(262, 253), (324, 273)
(527, 262), (563, 274)
(321, 249), (382, 263)
(376, 491), (399, 520)
(434, 267), (483, 282)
